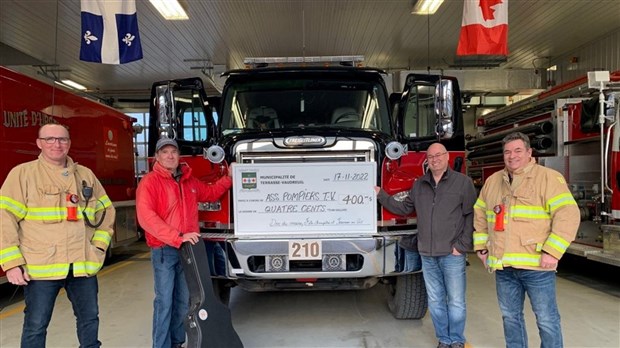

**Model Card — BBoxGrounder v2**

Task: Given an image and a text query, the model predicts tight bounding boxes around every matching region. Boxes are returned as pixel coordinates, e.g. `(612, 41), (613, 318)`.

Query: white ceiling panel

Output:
(1, 0), (618, 99)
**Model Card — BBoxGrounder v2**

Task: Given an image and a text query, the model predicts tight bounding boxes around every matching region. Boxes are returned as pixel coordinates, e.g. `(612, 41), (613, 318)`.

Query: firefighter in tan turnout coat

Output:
(473, 131), (579, 348)
(0, 124), (115, 348)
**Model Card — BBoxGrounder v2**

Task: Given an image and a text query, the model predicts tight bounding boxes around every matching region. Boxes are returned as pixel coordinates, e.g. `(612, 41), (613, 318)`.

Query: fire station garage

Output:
(1, 1), (619, 347)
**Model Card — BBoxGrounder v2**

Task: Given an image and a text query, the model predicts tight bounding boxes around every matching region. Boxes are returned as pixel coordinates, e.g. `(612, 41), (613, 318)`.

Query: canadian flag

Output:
(456, 0), (508, 56)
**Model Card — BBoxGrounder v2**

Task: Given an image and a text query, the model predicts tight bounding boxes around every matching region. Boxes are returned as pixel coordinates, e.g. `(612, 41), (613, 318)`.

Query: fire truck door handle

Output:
(453, 156), (463, 172)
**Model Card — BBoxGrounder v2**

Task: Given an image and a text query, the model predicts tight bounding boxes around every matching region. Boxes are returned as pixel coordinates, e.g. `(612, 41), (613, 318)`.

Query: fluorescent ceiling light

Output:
(411, 0), (445, 15)
(58, 79), (87, 90)
(149, 0), (188, 20)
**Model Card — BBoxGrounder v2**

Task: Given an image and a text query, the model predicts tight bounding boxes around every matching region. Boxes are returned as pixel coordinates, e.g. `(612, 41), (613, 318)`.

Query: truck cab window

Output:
(403, 84), (436, 138)
(221, 79), (390, 134)
(175, 90), (209, 142)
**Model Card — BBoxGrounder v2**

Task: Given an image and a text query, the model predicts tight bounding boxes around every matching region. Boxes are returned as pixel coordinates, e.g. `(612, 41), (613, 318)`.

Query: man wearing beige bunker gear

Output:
(0, 124), (115, 348)
(473, 131), (579, 348)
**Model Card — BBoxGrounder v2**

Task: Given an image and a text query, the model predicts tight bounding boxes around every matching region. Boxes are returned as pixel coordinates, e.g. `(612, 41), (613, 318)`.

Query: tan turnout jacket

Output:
(0, 155), (115, 279)
(473, 158), (579, 271)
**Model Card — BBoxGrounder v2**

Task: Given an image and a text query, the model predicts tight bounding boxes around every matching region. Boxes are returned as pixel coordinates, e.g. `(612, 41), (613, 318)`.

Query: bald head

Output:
(38, 123), (69, 138)
(427, 143), (447, 154)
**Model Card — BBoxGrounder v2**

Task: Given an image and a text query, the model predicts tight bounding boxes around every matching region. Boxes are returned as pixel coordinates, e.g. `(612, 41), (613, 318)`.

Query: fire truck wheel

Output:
(212, 278), (232, 306)
(387, 272), (428, 319)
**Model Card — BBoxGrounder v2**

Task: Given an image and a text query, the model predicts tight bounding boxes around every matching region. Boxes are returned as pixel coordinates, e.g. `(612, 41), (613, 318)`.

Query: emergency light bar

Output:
(243, 56), (364, 69)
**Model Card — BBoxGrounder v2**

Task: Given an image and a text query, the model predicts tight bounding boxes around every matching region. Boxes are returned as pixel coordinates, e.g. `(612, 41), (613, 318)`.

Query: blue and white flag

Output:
(80, 0), (143, 64)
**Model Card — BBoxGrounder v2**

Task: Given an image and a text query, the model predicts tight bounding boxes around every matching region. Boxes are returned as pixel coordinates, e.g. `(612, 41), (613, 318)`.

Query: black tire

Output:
(387, 272), (428, 319)
(212, 278), (232, 306)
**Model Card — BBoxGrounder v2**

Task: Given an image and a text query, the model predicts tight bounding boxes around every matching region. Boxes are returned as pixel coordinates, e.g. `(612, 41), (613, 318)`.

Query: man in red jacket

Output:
(137, 138), (232, 348)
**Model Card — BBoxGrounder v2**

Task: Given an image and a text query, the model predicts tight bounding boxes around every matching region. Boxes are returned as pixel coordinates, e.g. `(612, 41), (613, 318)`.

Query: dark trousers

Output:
(22, 272), (101, 348)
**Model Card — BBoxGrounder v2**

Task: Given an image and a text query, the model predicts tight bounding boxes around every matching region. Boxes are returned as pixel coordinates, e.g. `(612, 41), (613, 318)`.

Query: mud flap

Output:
(180, 241), (244, 348)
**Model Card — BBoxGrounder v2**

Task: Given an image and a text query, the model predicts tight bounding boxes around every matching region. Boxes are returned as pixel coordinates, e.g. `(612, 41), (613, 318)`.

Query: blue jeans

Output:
(421, 254), (467, 345)
(22, 271), (100, 348)
(495, 268), (562, 348)
(403, 249), (422, 272)
(205, 241), (227, 276)
(151, 246), (189, 348)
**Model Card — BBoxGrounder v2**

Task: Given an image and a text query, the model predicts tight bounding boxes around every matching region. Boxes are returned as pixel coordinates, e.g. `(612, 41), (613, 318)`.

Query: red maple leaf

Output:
(479, 0), (503, 21)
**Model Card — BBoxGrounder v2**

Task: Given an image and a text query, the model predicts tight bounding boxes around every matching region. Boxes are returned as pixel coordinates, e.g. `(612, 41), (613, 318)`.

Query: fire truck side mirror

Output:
(434, 79), (455, 139)
(154, 84), (176, 138)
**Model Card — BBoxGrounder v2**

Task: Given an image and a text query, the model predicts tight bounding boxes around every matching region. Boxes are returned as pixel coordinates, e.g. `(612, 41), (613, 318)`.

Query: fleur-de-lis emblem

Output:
(122, 33), (135, 47)
(83, 30), (98, 45)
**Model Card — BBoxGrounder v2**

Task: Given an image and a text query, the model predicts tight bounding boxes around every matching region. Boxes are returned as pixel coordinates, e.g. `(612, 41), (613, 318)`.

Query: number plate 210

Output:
(289, 240), (322, 260)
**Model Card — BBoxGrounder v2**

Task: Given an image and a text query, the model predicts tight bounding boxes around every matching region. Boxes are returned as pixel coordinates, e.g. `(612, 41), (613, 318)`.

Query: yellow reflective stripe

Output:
(473, 232), (488, 245)
(25, 207), (65, 221)
(96, 195), (112, 211)
(73, 261), (104, 274)
(24, 263), (70, 278)
(502, 253), (541, 267)
(0, 196), (27, 219)
(485, 211), (508, 225)
(547, 193), (577, 213)
(545, 233), (570, 253)
(25, 207), (88, 221)
(26, 206), (103, 221)
(474, 199), (486, 210)
(487, 253), (543, 269)
(82, 207), (97, 220)
(92, 230), (112, 246)
(486, 211), (495, 222)
(0, 246), (23, 264)
(510, 205), (550, 219)
(487, 256), (503, 269)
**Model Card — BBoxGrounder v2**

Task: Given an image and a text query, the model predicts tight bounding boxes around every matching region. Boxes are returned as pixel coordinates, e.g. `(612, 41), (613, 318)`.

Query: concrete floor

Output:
(0, 244), (618, 348)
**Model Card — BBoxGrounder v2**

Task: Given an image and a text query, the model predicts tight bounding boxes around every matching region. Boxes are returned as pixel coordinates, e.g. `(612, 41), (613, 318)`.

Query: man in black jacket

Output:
(375, 143), (477, 348)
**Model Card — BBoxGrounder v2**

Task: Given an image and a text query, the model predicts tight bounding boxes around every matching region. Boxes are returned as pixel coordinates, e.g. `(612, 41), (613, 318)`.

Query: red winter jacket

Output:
(136, 161), (232, 248)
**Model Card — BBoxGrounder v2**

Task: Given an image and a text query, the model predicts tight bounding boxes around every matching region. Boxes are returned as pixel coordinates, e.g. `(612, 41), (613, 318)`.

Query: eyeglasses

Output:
(39, 137), (70, 144)
(427, 152), (447, 160)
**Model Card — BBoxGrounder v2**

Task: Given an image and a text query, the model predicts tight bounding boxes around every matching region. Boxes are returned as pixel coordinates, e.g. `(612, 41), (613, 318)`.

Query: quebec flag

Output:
(80, 0), (143, 64)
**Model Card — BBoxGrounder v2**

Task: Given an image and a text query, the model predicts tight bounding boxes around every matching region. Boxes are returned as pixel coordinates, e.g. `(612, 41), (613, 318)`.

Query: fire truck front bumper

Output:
(203, 232), (415, 289)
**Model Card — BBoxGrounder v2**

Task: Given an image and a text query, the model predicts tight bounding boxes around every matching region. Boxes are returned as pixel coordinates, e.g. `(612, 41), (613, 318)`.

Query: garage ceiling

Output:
(1, 0), (619, 100)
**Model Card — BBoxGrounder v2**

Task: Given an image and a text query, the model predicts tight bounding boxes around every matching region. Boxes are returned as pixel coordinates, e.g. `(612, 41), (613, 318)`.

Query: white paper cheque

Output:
(233, 162), (377, 235)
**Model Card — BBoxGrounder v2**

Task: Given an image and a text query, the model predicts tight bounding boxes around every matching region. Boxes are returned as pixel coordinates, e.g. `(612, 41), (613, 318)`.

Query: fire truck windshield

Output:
(220, 78), (390, 134)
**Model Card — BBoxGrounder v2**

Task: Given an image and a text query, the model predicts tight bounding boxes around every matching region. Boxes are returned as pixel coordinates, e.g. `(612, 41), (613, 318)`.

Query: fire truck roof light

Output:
(244, 56), (365, 68)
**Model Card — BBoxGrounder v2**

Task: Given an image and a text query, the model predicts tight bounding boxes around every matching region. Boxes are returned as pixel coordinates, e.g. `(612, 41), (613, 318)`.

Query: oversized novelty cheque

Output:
(233, 162), (377, 235)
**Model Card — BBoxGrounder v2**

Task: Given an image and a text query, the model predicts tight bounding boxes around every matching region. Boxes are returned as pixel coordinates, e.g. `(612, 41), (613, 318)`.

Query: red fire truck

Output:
(467, 70), (620, 266)
(0, 66), (140, 284)
(148, 56), (466, 324)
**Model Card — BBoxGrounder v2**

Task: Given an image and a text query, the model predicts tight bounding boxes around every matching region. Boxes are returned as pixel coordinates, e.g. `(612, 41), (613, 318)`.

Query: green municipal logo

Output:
(241, 172), (257, 189)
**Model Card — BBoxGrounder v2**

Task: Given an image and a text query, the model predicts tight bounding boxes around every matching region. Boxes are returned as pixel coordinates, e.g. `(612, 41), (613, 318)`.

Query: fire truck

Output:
(0, 66), (140, 284)
(467, 70), (620, 267)
(148, 56), (466, 320)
